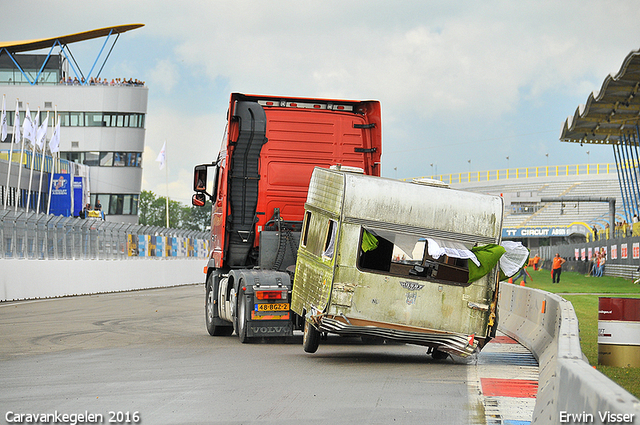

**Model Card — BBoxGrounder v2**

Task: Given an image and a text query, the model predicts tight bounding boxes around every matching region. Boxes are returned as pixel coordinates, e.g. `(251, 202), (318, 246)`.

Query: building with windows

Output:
(0, 24), (147, 223)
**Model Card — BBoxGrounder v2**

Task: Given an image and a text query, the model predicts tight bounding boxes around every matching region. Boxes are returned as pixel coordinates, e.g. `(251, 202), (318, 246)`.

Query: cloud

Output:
(142, 104), (226, 204)
(2, 0), (640, 193)
(147, 59), (179, 94)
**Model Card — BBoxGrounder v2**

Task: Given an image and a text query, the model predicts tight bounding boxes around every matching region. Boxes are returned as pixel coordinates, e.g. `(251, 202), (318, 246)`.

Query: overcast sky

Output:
(2, 1), (640, 204)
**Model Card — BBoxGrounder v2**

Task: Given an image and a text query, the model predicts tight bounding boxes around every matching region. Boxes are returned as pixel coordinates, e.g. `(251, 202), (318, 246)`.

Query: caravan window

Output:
(301, 211), (312, 248)
(357, 228), (476, 287)
(322, 220), (338, 259)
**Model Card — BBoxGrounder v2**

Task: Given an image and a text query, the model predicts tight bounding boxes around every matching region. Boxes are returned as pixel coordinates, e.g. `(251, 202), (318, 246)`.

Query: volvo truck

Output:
(192, 93), (382, 341)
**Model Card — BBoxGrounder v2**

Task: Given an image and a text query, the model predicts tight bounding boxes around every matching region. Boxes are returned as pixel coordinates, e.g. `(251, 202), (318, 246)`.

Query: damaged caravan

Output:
(291, 166), (524, 358)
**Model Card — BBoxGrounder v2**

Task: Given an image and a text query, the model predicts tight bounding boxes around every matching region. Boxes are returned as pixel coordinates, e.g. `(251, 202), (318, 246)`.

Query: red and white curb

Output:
(468, 333), (538, 424)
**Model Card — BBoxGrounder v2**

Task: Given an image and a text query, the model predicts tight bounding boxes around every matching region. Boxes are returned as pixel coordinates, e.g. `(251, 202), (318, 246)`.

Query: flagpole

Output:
(26, 108), (39, 213)
(46, 150), (57, 215)
(47, 110), (58, 215)
(36, 111), (49, 214)
(165, 140), (169, 228)
(15, 105), (28, 214)
(2, 96), (14, 209)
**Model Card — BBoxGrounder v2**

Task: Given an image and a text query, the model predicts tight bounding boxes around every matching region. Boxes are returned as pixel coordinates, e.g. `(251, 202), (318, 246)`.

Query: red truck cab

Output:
(193, 93), (382, 339)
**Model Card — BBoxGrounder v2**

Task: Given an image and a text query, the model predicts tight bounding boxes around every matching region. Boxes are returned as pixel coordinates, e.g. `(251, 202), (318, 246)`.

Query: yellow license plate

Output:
(256, 303), (290, 312)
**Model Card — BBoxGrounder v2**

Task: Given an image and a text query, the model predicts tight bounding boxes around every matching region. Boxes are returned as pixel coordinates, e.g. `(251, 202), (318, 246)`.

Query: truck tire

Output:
(205, 273), (233, 336)
(303, 320), (320, 353)
(236, 291), (251, 343)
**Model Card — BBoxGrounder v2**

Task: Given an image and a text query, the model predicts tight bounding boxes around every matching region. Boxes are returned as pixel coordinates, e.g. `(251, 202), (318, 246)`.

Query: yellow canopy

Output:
(0, 24), (144, 53)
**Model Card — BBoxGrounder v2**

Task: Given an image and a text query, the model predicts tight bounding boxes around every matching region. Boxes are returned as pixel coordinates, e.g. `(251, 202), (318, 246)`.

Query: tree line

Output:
(138, 190), (211, 231)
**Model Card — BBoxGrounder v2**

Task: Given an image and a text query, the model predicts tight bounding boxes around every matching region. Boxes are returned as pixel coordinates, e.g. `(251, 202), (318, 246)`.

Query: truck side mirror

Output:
(192, 193), (206, 207)
(194, 165), (208, 192)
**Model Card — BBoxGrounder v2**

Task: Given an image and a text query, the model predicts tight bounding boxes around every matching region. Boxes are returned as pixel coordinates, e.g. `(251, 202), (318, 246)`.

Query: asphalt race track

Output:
(0, 285), (526, 424)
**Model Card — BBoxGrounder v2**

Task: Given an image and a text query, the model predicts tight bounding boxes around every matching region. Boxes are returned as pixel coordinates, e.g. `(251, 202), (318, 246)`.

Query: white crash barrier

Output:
(498, 283), (640, 424)
(0, 258), (205, 301)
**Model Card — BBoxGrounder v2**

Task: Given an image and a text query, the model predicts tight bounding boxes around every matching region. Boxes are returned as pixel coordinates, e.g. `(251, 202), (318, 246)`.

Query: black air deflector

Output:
(227, 101), (268, 267)
(353, 123), (376, 129)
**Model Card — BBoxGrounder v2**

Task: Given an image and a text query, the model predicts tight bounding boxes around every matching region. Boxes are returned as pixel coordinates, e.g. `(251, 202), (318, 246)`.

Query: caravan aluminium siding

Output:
(291, 169), (345, 316)
(293, 167), (506, 351)
(341, 172), (503, 240)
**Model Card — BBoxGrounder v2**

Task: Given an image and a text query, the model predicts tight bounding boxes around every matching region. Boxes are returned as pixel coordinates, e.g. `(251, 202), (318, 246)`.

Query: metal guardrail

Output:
(409, 162), (616, 185)
(498, 283), (640, 423)
(0, 209), (209, 260)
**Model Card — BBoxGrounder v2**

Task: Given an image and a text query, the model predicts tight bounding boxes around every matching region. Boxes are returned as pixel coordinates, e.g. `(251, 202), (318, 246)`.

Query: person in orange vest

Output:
(532, 254), (540, 271)
(552, 253), (566, 283)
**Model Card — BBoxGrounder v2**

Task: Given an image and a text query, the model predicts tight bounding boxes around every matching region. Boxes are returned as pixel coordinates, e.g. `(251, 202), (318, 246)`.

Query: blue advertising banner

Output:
(155, 236), (164, 257)
(171, 237), (177, 257)
(138, 235), (146, 257)
(503, 227), (569, 238)
(49, 174), (72, 216)
(149, 236), (156, 257)
(73, 177), (83, 217)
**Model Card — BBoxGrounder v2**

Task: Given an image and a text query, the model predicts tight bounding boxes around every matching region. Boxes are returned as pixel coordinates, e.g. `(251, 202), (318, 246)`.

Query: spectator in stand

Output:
(552, 253), (566, 283)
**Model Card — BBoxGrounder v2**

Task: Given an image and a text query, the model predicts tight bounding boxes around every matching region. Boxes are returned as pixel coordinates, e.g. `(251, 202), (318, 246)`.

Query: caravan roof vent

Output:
(330, 164), (364, 174)
(412, 178), (449, 188)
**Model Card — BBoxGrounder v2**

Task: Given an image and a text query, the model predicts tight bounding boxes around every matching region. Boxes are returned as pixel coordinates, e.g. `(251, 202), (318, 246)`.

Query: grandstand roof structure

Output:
(0, 24), (144, 86)
(560, 48), (640, 223)
(0, 24), (144, 53)
(560, 48), (640, 145)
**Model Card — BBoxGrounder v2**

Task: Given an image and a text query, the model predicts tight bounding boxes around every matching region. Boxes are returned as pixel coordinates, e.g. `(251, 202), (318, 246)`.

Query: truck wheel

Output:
(236, 292), (251, 343)
(303, 320), (320, 353)
(205, 273), (233, 336)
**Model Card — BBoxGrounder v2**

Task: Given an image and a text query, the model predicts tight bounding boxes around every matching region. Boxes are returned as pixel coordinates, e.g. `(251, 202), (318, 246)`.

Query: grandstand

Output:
(403, 48), (640, 279)
(410, 163), (628, 249)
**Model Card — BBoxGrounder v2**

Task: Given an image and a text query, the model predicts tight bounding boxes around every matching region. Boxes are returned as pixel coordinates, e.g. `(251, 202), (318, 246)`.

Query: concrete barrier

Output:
(0, 258), (206, 301)
(498, 283), (640, 424)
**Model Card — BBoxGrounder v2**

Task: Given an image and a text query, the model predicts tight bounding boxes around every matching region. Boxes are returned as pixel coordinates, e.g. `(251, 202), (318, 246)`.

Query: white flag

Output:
(13, 102), (20, 144)
(22, 105), (34, 144)
(1, 96), (7, 142)
(36, 111), (48, 150)
(156, 141), (166, 170)
(49, 116), (60, 153)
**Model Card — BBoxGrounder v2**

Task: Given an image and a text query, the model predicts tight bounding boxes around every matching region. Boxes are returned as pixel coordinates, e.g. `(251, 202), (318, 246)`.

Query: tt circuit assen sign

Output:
(503, 227), (569, 238)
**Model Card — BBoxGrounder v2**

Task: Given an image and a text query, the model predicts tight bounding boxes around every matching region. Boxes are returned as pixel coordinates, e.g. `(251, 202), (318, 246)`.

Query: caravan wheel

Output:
(302, 320), (320, 353)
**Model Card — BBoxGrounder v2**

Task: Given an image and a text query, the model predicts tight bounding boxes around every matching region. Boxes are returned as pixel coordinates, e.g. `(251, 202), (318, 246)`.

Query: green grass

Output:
(519, 268), (640, 399)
